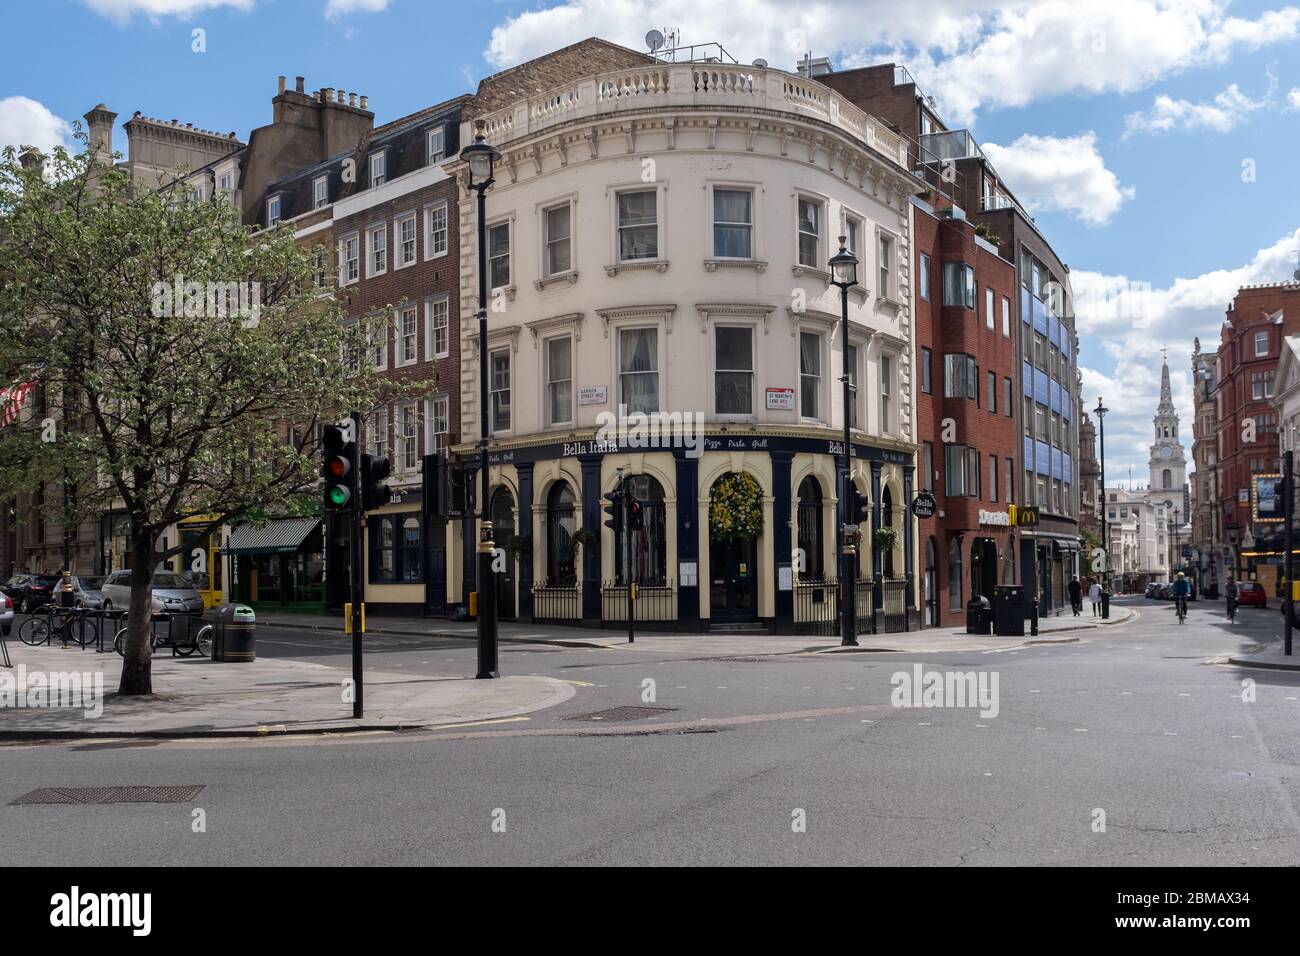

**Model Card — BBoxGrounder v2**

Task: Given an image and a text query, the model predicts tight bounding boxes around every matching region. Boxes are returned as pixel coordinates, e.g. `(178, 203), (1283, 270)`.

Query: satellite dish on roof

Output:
(752, 57), (768, 68)
(645, 29), (665, 52)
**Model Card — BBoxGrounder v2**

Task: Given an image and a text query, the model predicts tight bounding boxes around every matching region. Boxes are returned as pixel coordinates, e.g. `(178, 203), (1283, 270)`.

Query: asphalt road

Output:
(3, 595), (1299, 865)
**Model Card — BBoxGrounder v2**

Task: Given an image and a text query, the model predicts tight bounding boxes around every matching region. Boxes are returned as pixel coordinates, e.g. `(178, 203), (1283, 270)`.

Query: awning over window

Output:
(226, 517), (320, 555)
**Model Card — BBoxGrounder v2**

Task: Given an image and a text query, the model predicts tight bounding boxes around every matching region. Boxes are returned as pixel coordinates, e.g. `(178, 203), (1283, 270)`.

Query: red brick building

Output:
(913, 204), (1020, 626)
(1215, 284), (1300, 583)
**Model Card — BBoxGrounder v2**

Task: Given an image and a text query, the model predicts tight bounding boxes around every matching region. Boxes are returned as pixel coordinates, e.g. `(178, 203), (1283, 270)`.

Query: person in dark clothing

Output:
(1225, 576), (1237, 623)
(1068, 576), (1082, 616)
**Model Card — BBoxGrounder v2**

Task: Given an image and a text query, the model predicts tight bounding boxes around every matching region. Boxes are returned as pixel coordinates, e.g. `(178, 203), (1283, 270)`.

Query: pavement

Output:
(0, 641), (574, 739)
(251, 602), (1137, 656)
(1226, 629), (1300, 670)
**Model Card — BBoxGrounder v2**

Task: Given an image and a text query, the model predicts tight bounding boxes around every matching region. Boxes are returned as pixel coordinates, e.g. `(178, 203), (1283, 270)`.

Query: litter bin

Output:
(991, 585), (1028, 637)
(1100, 588), (1111, 619)
(966, 594), (992, 635)
(212, 604), (257, 662)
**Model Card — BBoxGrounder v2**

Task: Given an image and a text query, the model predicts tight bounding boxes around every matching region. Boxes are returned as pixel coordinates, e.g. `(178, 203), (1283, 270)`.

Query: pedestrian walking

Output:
(1225, 575), (1237, 623)
(1088, 579), (1102, 617)
(1068, 576), (1082, 616)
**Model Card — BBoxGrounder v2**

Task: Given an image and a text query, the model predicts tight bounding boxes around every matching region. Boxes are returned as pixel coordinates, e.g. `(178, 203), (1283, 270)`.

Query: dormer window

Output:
(266, 195), (281, 227)
(369, 151), (386, 187)
(427, 126), (445, 165)
(313, 175), (329, 209)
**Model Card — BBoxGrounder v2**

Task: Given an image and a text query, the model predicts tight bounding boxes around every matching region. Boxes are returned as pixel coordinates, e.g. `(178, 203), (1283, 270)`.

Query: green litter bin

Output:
(212, 604), (257, 662)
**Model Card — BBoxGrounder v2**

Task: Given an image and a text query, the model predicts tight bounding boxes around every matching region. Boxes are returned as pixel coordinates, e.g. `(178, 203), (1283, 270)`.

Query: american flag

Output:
(0, 380), (33, 428)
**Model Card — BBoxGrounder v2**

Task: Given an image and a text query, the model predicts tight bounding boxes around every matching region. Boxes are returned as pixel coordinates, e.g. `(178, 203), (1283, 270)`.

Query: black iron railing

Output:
(880, 578), (908, 633)
(793, 577), (839, 636)
(531, 585), (581, 623)
(601, 580), (677, 628)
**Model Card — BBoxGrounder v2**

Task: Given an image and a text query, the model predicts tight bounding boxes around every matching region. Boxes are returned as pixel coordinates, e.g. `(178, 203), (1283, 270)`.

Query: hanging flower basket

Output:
(570, 526), (597, 555)
(709, 473), (764, 542)
(873, 526), (900, 554)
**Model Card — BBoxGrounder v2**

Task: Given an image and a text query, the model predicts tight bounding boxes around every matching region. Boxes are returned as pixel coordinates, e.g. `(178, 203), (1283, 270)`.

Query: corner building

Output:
(446, 54), (922, 633)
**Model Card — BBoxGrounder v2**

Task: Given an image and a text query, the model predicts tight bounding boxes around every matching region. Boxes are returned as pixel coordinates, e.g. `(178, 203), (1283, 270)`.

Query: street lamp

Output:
(1095, 397), (1109, 597)
(829, 237), (859, 646)
(460, 120), (502, 680)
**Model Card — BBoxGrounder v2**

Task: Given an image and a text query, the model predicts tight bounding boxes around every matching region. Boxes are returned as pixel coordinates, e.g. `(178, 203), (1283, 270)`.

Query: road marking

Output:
(918, 721), (931, 726)
(1073, 728), (1088, 733)
(425, 716), (531, 732)
(555, 679), (595, 687)
(1164, 732), (1178, 736)
(1178, 693), (1191, 697)
(1122, 691), (1133, 695)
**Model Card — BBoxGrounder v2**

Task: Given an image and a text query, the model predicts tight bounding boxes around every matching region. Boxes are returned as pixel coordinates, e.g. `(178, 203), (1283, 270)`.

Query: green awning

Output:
(227, 517), (320, 555)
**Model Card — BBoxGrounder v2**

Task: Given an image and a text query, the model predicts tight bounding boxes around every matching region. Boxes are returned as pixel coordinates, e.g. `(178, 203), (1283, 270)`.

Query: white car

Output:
(100, 570), (205, 617)
(1, 592), (13, 636)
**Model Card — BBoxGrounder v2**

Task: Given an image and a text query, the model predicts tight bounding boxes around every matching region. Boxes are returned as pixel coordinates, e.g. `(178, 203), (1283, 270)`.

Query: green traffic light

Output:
(328, 486), (351, 506)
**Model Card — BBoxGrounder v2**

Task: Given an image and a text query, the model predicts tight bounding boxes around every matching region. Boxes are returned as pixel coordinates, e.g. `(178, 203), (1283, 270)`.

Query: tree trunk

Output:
(118, 535), (156, 695)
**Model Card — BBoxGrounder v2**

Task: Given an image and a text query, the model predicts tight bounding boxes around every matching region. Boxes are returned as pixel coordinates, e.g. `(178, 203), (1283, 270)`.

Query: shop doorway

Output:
(709, 536), (758, 622)
(491, 487), (516, 620)
(970, 538), (998, 600)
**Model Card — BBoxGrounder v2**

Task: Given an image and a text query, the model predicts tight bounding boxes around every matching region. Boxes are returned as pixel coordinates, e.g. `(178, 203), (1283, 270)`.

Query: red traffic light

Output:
(327, 456), (350, 479)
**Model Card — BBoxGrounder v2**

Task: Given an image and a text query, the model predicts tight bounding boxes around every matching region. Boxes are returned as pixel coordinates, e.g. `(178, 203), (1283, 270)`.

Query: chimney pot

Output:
(295, 76), (305, 93)
(360, 95), (368, 110)
(337, 89), (346, 104)
(349, 92), (357, 107)
(278, 75), (286, 94)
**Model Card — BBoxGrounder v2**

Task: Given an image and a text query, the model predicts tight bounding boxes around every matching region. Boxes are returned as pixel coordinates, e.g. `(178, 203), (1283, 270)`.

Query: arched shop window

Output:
(882, 485), (895, 577)
(546, 482), (577, 586)
(797, 476), (825, 578)
(947, 537), (963, 611)
(369, 513), (422, 583)
(616, 474), (667, 585)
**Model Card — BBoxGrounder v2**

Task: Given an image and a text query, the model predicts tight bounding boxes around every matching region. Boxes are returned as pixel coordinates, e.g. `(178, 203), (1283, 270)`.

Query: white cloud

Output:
(482, 1), (1300, 126)
(981, 132), (1134, 227)
(82, 0), (254, 22)
(0, 97), (74, 155)
(1123, 83), (1269, 137)
(1075, 228), (1300, 485)
(1288, 87), (1300, 109)
(325, 0), (388, 19)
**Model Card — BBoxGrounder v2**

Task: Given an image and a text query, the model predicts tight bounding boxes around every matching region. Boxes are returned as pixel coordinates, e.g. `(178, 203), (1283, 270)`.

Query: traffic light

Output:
(421, 453), (441, 520)
(628, 496), (644, 532)
(361, 453), (392, 511)
(850, 488), (871, 525)
(603, 485), (623, 532)
(322, 424), (356, 511)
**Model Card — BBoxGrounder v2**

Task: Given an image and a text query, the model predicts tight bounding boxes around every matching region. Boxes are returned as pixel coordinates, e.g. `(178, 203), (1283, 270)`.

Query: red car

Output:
(1235, 581), (1267, 608)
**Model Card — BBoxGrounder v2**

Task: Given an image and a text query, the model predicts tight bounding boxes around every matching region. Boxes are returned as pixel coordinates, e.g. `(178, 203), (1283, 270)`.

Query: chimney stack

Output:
(278, 75), (286, 94)
(348, 92), (357, 107)
(83, 103), (118, 167)
(295, 76), (305, 93)
(19, 148), (45, 175)
(360, 95), (368, 110)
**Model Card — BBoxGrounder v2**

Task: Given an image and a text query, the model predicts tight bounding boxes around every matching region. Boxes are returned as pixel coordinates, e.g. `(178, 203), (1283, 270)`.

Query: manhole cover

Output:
(10, 785), (204, 805)
(564, 706), (677, 722)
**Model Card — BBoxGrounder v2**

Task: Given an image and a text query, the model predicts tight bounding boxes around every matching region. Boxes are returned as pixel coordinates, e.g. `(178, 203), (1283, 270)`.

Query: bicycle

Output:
(18, 604), (99, 648)
(113, 616), (212, 658)
(1175, 595), (1187, 624)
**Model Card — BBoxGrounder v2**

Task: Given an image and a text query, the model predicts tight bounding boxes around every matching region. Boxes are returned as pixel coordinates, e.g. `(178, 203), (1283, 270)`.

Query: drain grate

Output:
(10, 785), (204, 806)
(564, 706), (677, 722)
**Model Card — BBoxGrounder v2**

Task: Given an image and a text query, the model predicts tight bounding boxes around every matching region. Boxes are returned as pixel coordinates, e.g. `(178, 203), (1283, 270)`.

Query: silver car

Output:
(48, 574), (106, 609)
(100, 570), (205, 617)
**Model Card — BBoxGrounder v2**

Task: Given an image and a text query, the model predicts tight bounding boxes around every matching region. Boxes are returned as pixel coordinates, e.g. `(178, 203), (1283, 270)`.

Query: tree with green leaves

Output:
(0, 136), (385, 694)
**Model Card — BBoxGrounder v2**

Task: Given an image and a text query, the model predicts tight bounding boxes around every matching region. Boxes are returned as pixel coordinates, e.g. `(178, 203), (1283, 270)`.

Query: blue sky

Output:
(3, 0), (1299, 487)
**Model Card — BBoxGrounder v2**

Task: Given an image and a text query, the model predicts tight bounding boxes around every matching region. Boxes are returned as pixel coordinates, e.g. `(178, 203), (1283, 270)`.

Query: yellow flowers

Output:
(709, 472), (764, 542)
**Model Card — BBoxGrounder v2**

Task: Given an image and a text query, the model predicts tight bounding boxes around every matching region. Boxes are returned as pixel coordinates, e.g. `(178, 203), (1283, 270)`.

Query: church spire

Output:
(1157, 347), (1175, 414)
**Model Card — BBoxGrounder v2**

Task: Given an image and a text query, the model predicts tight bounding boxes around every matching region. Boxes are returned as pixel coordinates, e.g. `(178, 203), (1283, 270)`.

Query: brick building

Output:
(1217, 283), (1300, 589)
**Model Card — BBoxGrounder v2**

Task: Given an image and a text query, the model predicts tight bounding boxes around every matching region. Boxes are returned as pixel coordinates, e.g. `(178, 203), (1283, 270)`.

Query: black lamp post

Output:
(829, 236), (859, 647)
(1095, 397), (1109, 594)
(460, 120), (502, 680)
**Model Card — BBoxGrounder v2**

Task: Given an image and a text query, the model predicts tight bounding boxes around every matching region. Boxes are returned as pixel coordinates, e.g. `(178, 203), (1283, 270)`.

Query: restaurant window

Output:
(948, 538), (963, 611)
(545, 482), (577, 586)
(615, 475), (668, 586)
(797, 476), (826, 579)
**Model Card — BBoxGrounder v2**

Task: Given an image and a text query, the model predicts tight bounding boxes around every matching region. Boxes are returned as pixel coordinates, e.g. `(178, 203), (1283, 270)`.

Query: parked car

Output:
(1144, 583), (1159, 598)
(1, 593), (12, 636)
(0, 573), (62, 614)
(100, 570), (205, 617)
(1235, 581), (1267, 608)
(59, 575), (106, 609)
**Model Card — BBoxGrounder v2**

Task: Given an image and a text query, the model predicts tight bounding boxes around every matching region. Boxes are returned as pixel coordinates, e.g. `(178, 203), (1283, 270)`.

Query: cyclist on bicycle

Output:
(1173, 572), (1190, 623)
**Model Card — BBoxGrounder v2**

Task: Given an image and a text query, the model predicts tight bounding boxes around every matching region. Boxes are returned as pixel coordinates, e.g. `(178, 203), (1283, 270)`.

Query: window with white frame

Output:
(1255, 330), (1269, 356)
(490, 349), (511, 432)
(369, 318), (388, 371)
(797, 197), (821, 267)
(985, 287), (994, 329)
(340, 233), (359, 285)
(218, 172), (233, 194)
(715, 326), (754, 416)
(369, 151), (386, 187)
(488, 222), (510, 288)
(368, 407), (389, 461)
(396, 304), (418, 366)
(313, 176), (328, 209)
(544, 203), (572, 276)
(846, 343), (858, 428)
(427, 296), (449, 359)
(617, 190), (657, 260)
(396, 213), (417, 267)
(919, 253), (931, 300)
(1001, 295), (1011, 336)
(880, 353), (893, 433)
(878, 234), (893, 299)
(397, 401), (419, 471)
(313, 249), (328, 290)
(845, 215), (861, 259)
(343, 321), (361, 374)
(545, 336), (573, 426)
(713, 188), (752, 258)
(427, 126), (444, 165)
(367, 224), (387, 276)
(266, 195), (281, 227)
(426, 394), (449, 454)
(425, 201), (448, 258)
(799, 331), (821, 418)
(619, 327), (659, 414)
